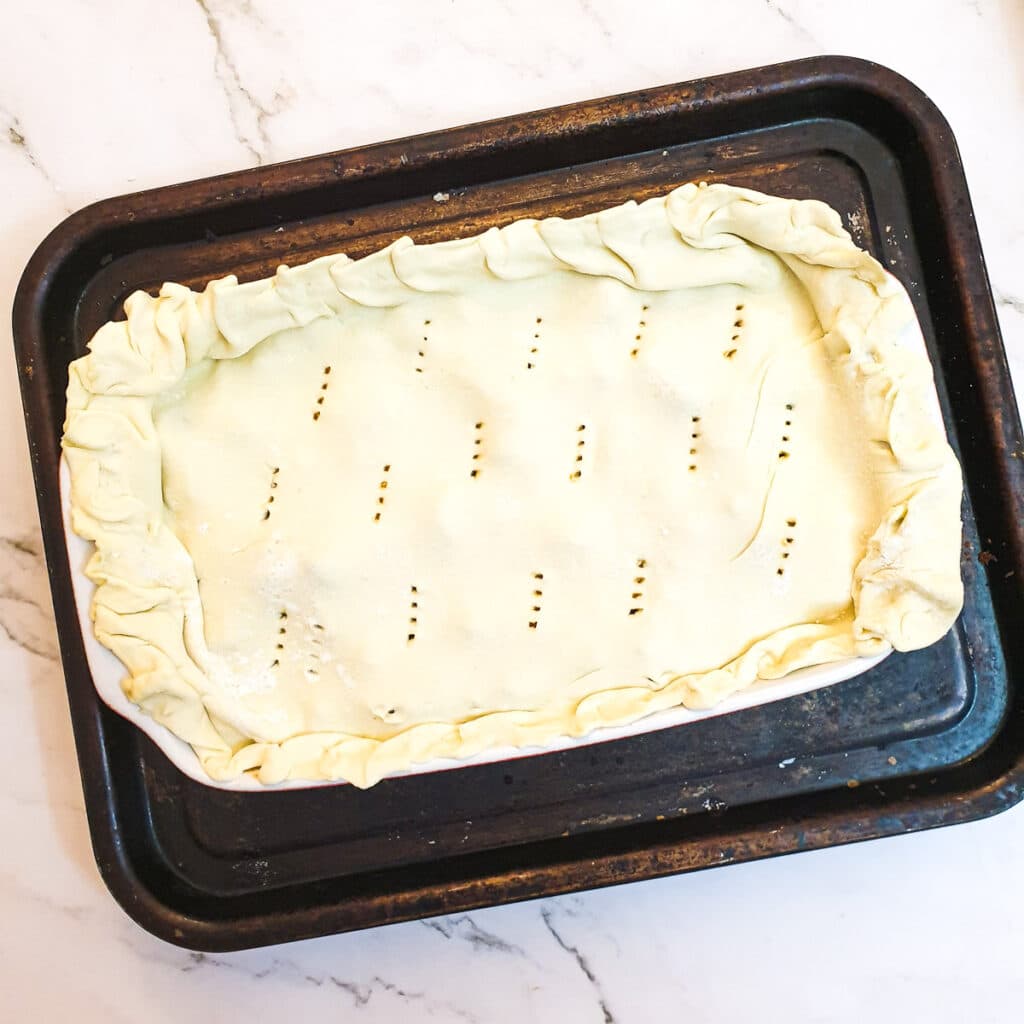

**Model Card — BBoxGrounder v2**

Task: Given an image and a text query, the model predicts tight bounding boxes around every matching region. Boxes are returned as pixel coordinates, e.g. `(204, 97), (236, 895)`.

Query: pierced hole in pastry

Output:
(271, 659), (279, 668)
(785, 403), (794, 411)
(279, 611), (287, 619)
(528, 621), (538, 629)
(471, 423), (485, 473)
(321, 382), (328, 391)
(323, 366), (331, 374)
(536, 317), (543, 324)
(785, 537), (794, 544)
(777, 568), (784, 576)
(406, 587), (419, 643)
(263, 466), (281, 519)
(313, 411), (321, 421)
(778, 451), (790, 460)
(689, 464), (697, 471)
(782, 435), (790, 442)
(375, 465), (392, 521)
(628, 608), (643, 616)
(787, 519), (797, 527)
(424, 320), (431, 326)
(534, 572), (544, 580)
(785, 419), (792, 427)
(782, 552), (790, 559)
(736, 303), (745, 311)
(631, 592), (643, 599)
(532, 605), (541, 612)
(630, 349), (639, 358)
(724, 348), (737, 359)
(571, 426), (587, 477)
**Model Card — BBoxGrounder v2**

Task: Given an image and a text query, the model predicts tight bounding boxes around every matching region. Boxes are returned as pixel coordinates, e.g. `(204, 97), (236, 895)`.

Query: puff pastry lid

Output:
(63, 182), (964, 787)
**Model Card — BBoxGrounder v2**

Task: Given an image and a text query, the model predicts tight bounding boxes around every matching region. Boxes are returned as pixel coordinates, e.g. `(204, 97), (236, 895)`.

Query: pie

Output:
(62, 182), (964, 787)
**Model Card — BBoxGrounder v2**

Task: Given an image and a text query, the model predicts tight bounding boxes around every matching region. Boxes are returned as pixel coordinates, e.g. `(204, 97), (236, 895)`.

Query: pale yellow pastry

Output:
(62, 182), (964, 787)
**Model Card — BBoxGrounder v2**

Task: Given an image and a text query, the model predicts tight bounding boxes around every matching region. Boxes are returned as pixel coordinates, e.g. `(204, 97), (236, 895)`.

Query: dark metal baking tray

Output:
(13, 56), (1024, 951)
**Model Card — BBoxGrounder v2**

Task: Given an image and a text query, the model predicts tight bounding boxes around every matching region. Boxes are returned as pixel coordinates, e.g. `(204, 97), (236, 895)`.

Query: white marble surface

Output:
(1, 0), (1022, 1019)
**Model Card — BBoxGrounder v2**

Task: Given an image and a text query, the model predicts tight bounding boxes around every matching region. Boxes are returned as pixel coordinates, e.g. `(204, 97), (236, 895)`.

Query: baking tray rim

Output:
(13, 54), (1024, 950)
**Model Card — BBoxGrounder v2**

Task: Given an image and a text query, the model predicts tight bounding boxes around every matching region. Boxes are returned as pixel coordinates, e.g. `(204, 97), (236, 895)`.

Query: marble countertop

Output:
(2, 1), (1022, 1020)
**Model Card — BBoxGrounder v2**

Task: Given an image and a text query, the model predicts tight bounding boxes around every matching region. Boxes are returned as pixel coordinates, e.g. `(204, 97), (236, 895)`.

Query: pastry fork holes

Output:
(312, 366), (332, 421)
(570, 424), (586, 480)
(407, 586), (419, 643)
(262, 467), (280, 521)
(630, 558), (647, 615)
(528, 571), (544, 630)
(373, 464), (391, 522)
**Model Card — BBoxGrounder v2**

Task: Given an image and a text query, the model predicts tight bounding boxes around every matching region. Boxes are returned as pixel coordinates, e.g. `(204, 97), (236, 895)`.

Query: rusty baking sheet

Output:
(13, 55), (1024, 950)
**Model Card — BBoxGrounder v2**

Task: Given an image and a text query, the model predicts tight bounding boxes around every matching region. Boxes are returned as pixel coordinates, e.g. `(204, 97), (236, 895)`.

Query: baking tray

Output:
(13, 56), (1024, 951)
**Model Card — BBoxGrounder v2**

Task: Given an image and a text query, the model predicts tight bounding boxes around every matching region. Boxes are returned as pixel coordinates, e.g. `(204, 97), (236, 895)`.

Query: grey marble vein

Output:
(1, 868), (91, 922)
(0, 535), (42, 559)
(193, 0), (288, 165)
(995, 288), (1024, 316)
(0, 532), (58, 661)
(578, 0), (614, 41)
(421, 914), (528, 957)
(1, 110), (64, 198)
(372, 976), (480, 1022)
(763, 0), (819, 46)
(178, 951), (478, 1015)
(541, 906), (616, 1024)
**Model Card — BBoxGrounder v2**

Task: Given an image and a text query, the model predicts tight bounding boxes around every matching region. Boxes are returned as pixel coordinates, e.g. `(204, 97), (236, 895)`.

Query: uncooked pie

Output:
(62, 182), (964, 787)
